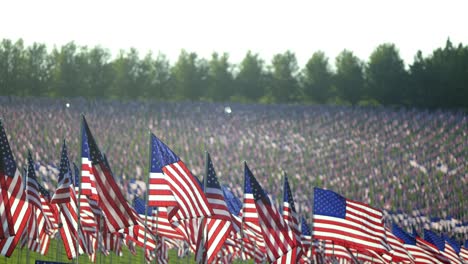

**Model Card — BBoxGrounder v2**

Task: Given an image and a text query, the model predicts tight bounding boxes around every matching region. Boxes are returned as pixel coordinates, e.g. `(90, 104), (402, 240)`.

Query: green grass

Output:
(2, 238), (252, 264)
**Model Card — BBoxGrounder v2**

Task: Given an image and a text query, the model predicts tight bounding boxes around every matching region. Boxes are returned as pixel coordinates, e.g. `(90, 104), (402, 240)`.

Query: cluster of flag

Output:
(1, 116), (468, 264)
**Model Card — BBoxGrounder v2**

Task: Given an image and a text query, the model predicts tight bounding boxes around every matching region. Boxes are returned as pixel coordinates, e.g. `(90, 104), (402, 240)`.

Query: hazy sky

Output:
(2, 0), (467, 67)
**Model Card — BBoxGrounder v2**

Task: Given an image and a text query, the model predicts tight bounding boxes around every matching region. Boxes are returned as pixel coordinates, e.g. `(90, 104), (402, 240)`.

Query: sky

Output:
(1, 0), (467, 67)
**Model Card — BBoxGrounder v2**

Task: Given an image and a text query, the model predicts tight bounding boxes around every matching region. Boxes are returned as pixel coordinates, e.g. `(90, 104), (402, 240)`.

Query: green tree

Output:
(110, 48), (140, 99)
(82, 46), (113, 98)
(335, 50), (364, 105)
(207, 52), (234, 101)
(50, 42), (84, 97)
(235, 51), (266, 102)
(302, 51), (333, 103)
(171, 50), (206, 101)
(366, 43), (408, 105)
(0, 39), (27, 96)
(269, 51), (300, 103)
(24, 42), (53, 96)
(150, 53), (172, 100)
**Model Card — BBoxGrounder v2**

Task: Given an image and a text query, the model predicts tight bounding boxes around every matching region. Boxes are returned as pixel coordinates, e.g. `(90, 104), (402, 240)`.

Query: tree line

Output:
(1, 38), (467, 109)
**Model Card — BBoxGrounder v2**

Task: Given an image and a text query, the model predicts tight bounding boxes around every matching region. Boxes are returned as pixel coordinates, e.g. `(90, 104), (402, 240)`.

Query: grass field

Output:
(2, 238), (251, 264)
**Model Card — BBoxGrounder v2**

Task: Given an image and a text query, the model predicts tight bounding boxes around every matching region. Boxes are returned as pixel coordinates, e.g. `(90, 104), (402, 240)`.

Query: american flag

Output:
(195, 152), (233, 264)
(150, 207), (185, 240)
(148, 134), (178, 209)
(53, 141), (86, 259)
(444, 235), (463, 264)
(147, 133), (212, 251)
(241, 163), (266, 262)
(38, 184), (58, 235)
(300, 217), (313, 263)
(246, 163), (299, 263)
(0, 120), (16, 239)
(0, 120), (32, 257)
(282, 174), (302, 259)
(322, 241), (354, 263)
(82, 116), (137, 232)
(156, 237), (169, 264)
(460, 240), (468, 263)
(80, 119), (99, 201)
(51, 141), (71, 204)
(26, 151), (42, 210)
(383, 227), (414, 263)
(312, 187), (389, 254)
(424, 229), (462, 264)
(392, 223), (441, 264)
(148, 133), (212, 222)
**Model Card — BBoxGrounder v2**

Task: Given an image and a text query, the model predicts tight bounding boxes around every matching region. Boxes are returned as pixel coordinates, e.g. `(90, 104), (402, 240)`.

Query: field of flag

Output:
(0, 96), (467, 263)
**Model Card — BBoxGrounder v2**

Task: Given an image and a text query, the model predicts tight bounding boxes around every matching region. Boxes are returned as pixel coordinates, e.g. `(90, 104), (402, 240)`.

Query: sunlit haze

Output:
(2, 0), (467, 67)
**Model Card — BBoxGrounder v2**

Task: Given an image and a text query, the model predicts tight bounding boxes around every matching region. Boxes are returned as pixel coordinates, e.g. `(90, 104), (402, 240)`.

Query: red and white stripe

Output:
(313, 199), (389, 254)
(0, 175), (14, 239)
(0, 169), (32, 257)
(80, 156), (99, 201)
(459, 246), (468, 263)
(323, 241), (355, 263)
(241, 192), (266, 262)
(156, 237), (169, 264)
(443, 241), (463, 264)
(416, 236), (450, 264)
(149, 207), (185, 240)
(161, 161), (212, 221)
(148, 169), (178, 208)
(50, 174), (71, 204)
(56, 185), (87, 259)
(195, 181), (233, 263)
(384, 228), (414, 263)
(255, 194), (299, 262)
(122, 208), (157, 252)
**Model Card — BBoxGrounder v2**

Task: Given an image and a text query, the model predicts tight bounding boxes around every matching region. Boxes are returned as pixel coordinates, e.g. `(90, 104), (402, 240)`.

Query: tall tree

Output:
(335, 50), (364, 105)
(366, 43), (408, 105)
(302, 51), (333, 103)
(24, 42), (53, 96)
(50, 42), (82, 97)
(171, 50), (206, 101)
(110, 48), (140, 99)
(269, 51), (300, 103)
(206, 52), (234, 101)
(0, 39), (27, 96)
(150, 53), (172, 100)
(235, 51), (266, 102)
(83, 46), (113, 98)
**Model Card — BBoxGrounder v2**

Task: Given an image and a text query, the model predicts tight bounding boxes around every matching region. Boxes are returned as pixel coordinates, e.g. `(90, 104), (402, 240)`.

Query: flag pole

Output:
(76, 117), (85, 264)
(23, 165), (30, 264)
(143, 131), (150, 262)
(240, 161), (247, 263)
(201, 151), (209, 262)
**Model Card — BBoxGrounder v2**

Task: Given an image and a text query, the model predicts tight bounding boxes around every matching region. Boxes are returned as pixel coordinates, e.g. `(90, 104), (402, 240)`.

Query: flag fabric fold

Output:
(312, 187), (389, 254)
(81, 116), (137, 232)
(245, 163), (299, 263)
(0, 120), (32, 257)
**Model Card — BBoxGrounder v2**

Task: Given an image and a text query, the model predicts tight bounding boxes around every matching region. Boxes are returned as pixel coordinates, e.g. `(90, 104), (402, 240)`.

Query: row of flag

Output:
(1, 116), (467, 263)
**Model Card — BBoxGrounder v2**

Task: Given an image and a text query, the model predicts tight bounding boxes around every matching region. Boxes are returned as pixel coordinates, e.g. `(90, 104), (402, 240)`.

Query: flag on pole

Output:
(460, 240), (468, 263)
(147, 133), (212, 220)
(52, 140), (86, 260)
(0, 120), (32, 257)
(242, 163), (266, 262)
(81, 116), (137, 232)
(195, 152), (233, 264)
(424, 229), (462, 264)
(312, 187), (389, 254)
(392, 223), (441, 264)
(245, 163), (299, 263)
(282, 174), (303, 259)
